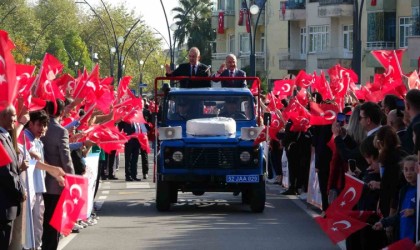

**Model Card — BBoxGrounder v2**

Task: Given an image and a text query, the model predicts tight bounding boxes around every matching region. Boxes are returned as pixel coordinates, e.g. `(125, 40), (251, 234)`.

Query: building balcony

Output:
(211, 10), (236, 31)
(251, 10), (265, 27)
(238, 51), (265, 58)
(277, 49), (306, 70)
(212, 52), (229, 60)
(279, 1), (305, 21)
(365, 41), (396, 51)
(310, 47), (353, 69)
(318, 0), (353, 17)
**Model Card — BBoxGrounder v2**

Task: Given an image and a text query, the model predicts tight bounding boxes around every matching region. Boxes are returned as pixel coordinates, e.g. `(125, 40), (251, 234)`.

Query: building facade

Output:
(211, 0), (419, 89)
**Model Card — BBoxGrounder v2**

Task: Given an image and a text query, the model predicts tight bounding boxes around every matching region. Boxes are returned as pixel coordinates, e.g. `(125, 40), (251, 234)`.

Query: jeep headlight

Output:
(240, 151), (251, 162)
(172, 151), (183, 162)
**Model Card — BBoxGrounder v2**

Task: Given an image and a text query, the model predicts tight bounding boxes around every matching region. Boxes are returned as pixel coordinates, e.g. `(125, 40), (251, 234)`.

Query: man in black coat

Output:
(165, 47), (211, 88)
(118, 121), (145, 181)
(215, 54), (247, 88)
(0, 105), (25, 249)
(402, 89), (420, 154)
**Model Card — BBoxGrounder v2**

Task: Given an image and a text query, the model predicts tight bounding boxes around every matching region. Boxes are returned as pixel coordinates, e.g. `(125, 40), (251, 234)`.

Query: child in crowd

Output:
(373, 155), (417, 243)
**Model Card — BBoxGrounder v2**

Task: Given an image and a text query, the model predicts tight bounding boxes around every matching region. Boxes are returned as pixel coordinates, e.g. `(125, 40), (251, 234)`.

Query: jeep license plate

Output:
(226, 175), (259, 183)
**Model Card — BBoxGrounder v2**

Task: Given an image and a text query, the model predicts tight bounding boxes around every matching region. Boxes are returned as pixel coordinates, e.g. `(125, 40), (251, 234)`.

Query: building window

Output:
(218, 0), (234, 11)
(308, 25), (329, 53)
(343, 25), (353, 51)
(229, 34), (235, 53)
(300, 27), (307, 55)
(367, 12), (396, 42)
(399, 17), (413, 48)
(240, 34), (250, 53)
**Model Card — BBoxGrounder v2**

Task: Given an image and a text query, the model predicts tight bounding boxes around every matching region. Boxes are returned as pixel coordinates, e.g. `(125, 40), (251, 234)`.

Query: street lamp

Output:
(246, 0), (267, 77)
(137, 48), (156, 96)
(74, 61), (79, 75)
(352, 0), (365, 83)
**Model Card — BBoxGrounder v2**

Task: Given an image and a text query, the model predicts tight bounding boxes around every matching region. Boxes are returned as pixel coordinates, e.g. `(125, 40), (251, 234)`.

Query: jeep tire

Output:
(249, 181), (266, 213)
(156, 179), (171, 211)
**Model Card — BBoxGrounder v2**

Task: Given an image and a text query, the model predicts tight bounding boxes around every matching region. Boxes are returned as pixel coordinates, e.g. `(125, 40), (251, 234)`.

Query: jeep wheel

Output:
(241, 190), (251, 204)
(170, 184), (178, 203)
(156, 180), (171, 211)
(249, 181), (266, 213)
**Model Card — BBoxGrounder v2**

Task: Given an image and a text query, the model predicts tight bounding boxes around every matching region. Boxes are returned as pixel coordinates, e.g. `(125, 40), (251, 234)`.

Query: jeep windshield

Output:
(166, 95), (254, 121)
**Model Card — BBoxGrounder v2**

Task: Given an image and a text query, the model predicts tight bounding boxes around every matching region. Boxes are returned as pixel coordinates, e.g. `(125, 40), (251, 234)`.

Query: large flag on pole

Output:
(0, 30), (18, 110)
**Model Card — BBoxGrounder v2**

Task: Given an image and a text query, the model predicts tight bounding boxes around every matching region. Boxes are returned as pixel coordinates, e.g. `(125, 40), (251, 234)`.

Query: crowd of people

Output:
(266, 89), (420, 249)
(0, 96), (152, 250)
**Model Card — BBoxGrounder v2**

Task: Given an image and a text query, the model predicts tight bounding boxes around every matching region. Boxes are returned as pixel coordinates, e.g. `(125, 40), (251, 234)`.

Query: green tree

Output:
(172, 0), (215, 65)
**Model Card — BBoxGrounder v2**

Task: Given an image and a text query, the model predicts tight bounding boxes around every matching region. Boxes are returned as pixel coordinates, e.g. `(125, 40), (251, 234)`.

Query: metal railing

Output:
(366, 41), (396, 50)
(319, 0), (354, 6)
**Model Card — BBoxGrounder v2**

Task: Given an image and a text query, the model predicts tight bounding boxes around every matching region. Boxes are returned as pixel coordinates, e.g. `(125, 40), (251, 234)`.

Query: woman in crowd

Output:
(370, 125), (408, 243)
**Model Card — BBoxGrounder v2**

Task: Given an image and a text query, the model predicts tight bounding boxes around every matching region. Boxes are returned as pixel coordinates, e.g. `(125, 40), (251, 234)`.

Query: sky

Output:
(87, 0), (180, 49)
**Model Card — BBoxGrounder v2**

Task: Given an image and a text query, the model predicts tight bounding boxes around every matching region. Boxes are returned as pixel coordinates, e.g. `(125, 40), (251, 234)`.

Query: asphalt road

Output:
(58, 154), (340, 250)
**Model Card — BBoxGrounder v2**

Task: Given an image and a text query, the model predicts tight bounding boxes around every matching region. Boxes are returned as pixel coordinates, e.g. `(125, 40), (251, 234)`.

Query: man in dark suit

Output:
(333, 102), (383, 174)
(0, 105), (26, 249)
(118, 121), (143, 181)
(215, 54), (247, 88)
(165, 47), (211, 88)
(402, 89), (420, 154)
(41, 99), (75, 250)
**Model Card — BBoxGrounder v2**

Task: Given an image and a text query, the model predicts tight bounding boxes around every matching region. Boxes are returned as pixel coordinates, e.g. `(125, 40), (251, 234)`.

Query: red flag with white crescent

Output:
(0, 143), (12, 166)
(0, 30), (17, 110)
(253, 125), (266, 145)
(218, 11), (225, 34)
(407, 70), (420, 90)
(327, 173), (365, 213)
(315, 212), (367, 244)
(309, 102), (340, 125)
(295, 70), (314, 88)
(273, 79), (295, 97)
(50, 175), (88, 236)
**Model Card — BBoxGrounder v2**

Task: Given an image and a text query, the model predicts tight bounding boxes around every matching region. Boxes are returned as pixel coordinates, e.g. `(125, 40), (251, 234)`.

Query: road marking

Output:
(126, 182), (150, 189)
(98, 195), (107, 200)
(57, 232), (77, 250)
(101, 190), (109, 194)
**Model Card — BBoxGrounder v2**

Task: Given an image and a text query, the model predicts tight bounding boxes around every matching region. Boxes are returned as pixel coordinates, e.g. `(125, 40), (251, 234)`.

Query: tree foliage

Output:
(172, 0), (215, 66)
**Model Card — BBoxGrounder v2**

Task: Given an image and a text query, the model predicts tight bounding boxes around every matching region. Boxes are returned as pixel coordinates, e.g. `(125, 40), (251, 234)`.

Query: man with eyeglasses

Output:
(332, 102), (382, 173)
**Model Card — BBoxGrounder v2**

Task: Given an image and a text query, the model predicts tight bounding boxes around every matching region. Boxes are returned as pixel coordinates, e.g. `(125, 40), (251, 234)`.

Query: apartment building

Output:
(211, 0), (418, 88)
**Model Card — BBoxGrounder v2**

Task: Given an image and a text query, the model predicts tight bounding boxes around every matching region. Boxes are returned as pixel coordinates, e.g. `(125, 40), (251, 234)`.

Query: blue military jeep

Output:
(153, 78), (265, 212)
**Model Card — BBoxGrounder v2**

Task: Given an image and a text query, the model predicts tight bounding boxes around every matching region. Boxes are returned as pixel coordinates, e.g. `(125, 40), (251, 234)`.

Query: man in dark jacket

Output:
(0, 105), (26, 249)
(215, 54), (247, 88)
(165, 47), (211, 88)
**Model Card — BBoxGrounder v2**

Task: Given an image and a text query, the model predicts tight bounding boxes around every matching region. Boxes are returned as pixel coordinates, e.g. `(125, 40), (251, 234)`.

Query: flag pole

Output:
(23, 133), (36, 249)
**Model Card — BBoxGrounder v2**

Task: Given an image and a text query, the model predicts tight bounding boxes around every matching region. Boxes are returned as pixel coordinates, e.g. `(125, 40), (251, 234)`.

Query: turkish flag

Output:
(268, 111), (284, 140)
(76, 103), (95, 131)
(50, 175), (88, 236)
(266, 92), (284, 111)
(95, 77), (114, 114)
(250, 80), (260, 95)
(86, 124), (128, 153)
(309, 102), (340, 125)
(34, 53), (63, 107)
(273, 79), (295, 97)
(136, 133), (151, 153)
(327, 173), (365, 213)
(253, 125), (267, 145)
(371, 49), (405, 79)
(343, 210), (375, 222)
(407, 70), (420, 90)
(73, 64), (100, 100)
(283, 98), (311, 132)
(113, 97), (144, 124)
(315, 212), (367, 244)
(328, 64), (357, 98)
(311, 71), (334, 100)
(296, 87), (309, 106)
(218, 12), (225, 34)
(0, 143), (12, 166)
(117, 76), (135, 102)
(238, 0), (247, 26)
(245, 9), (251, 33)
(295, 70), (314, 88)
(383, 238), (415, 250)
(0, 30), (18, 110)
